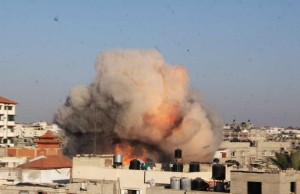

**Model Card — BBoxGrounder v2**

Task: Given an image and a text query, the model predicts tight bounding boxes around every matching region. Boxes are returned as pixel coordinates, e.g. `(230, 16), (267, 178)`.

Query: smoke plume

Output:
(54, 49), (223, 162)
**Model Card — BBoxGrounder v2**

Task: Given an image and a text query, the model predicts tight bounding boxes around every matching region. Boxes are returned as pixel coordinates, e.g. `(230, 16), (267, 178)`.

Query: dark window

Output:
(291, 182), (295, 193)
(8, 115), (15, 121)
(248, 182), (261, 194)
(127, 190), (139, 194)
(4, 106), (13, 110)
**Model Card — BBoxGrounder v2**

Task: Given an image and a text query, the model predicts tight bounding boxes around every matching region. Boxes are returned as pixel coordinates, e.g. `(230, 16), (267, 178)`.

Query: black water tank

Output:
(161, 163), (171, 171)
(212, 164), (226, 180)
(191, 178), (209, 191)
(189, 162), (200, 172)
(172, 163), (183, 172)
(214, 182), (225, 192)
(129, 159), (141, 170)
(174, 149), (182, 158)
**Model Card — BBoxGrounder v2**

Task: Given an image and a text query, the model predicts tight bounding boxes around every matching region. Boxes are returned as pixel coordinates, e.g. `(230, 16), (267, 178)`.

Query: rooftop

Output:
(18, 155), (72, 170)
(0, 96), (17, 104)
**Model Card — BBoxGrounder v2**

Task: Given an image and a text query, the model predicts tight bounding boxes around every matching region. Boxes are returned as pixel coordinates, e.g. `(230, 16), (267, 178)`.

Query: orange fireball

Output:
(114, 143), (148, 165)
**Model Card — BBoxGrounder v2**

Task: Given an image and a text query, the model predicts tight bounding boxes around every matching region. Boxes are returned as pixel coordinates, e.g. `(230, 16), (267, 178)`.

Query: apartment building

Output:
(0, 96), (17, 147)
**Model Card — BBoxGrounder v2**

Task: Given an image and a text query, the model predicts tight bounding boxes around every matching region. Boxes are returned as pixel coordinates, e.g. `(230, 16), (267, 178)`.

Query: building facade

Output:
(0, 96), (17, 147)
(231, 170), (300, 194)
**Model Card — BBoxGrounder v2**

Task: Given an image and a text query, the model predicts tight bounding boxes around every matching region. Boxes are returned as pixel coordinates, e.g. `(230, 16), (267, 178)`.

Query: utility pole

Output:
(93, 106), (97, 156)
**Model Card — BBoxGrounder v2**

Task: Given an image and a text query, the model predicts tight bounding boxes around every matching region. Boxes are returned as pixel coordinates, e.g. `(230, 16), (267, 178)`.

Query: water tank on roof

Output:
(189, 162), (200, 172)
(161, 163), (170, 171)
(129, 159), (141, 170)
(170, 177), (180, 190)
(172, 163), (183, 172)
(191, 178), (209, 191)
(113, 154), (122, 167)
(180, 177), (191, 190)
(214, 182), (225, 192)
(212, 163), (226, 180)
(175, 149), (182, 158)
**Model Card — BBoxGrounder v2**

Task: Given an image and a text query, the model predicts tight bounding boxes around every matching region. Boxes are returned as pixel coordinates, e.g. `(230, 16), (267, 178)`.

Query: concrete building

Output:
(215, 141), (291, 165)
(231, 170), (300, 194)
(0, 96), (17, 147)
(18, 155), (72, 184)
(72, 155), (228, 194)
(6, 130), (63, 159)
(0, 157), (27, 185)
(0, 157), (27, 168)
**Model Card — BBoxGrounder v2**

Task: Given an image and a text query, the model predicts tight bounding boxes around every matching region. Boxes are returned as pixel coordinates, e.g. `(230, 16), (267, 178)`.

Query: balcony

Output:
(0, 121), (15, 127)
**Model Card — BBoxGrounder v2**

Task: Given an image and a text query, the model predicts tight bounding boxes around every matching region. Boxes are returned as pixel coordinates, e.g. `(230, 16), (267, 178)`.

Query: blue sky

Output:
(1, 0), (299, 127)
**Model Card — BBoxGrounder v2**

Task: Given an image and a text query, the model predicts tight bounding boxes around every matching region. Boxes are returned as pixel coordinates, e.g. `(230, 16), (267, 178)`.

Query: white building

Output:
(18, 155), (72, 184)
(0, 96), (17, 147)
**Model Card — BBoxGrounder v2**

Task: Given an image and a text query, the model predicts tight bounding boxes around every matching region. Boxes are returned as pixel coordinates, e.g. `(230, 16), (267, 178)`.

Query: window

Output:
(291, 182), (295, 193)
(248, 182), (262, 194)
(270, 151), (275, 156)
(221, 152), (227, 158)
(122, 190), (140, 194)
(128, 191), (139, 194)
(262, 150), (267, 156)
(231, 151), (236, 157)
(240, 150), (246, 157)
(4, 106), (13, 110)
(7, 115), (15, 121)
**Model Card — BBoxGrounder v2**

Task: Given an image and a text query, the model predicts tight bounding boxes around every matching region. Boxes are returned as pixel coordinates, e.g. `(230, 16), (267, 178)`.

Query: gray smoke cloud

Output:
(54, 49), (223, 162)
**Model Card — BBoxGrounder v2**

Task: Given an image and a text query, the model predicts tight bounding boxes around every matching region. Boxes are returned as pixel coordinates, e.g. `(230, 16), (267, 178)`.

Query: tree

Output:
(268, 149), (300, 170)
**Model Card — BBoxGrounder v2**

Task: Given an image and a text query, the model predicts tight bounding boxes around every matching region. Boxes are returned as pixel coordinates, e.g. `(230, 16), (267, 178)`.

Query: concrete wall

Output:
(67, 181), (119, 194)
(0, 168), (21, 185)
(146, 187), (224, 194)
(218, 141), (292, 165)
(22, 168), (70, 183)
(256, 141), (291, 160)
(0, 156), (27, 167)
(231, 170), (300, 194)
(72, 156), (223, 194)
(145, 170), (212, 184)
(0, 184), (67, 194)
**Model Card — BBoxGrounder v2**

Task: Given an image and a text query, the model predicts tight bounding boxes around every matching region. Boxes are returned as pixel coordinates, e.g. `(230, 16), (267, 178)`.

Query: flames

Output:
(114, 143), (148, 165)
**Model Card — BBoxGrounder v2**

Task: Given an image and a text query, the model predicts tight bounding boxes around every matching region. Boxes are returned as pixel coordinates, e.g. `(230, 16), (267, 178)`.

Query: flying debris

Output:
(53, 16), (59, 22)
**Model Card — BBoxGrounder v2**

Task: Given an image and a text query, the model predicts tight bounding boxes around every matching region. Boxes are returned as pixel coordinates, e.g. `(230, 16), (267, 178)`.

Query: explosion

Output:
(54, 49), (223, 162)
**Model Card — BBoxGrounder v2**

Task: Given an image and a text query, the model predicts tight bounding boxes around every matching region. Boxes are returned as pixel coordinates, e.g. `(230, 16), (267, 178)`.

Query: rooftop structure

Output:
(33, 130), (61, 148)
(71, 153), (230, 194)
(5, 130), (63, 159)
(19, 155), (71, 170)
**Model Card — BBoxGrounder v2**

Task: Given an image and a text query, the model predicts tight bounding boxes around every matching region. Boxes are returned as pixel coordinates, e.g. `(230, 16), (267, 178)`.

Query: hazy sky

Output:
(1, 1), (299, 127)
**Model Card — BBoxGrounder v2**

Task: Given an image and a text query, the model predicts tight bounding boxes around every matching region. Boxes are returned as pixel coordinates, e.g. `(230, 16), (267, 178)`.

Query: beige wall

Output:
(218, 141), (292, 165)
(0, 185), (67, 194)
(231, 170), (300, 194)
(147, 187), (223, 194)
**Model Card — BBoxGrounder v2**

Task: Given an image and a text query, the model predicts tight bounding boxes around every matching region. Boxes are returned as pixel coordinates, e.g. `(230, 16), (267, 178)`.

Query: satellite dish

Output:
(149, 178), (156, 187)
